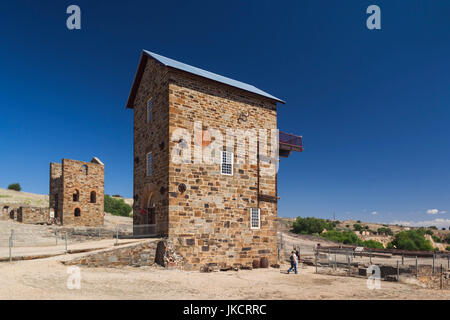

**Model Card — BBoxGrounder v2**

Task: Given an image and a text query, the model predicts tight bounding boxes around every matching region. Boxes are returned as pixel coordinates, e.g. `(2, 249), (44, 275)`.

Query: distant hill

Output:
(0, 187), (48, 207)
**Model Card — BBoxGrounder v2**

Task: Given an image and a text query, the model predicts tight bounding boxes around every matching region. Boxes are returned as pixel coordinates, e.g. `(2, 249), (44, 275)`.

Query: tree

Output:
(321, 230), (363, 246)
(377, 227), (393, 236)
(444, 234), (450, 244)
(353, 224), (363, 232)
(388, 229), (434, 251)
(7, 183), (21, 192)
(292, 217), (335, 235)
(362, 240), (384, 249)
(104, 194), (132, 217)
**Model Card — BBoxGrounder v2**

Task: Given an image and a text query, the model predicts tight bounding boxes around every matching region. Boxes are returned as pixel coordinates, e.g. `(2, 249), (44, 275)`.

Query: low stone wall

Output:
(17, 206), (49, 224)
(0, 204), (20, 221)
(63, 240), (160, 268)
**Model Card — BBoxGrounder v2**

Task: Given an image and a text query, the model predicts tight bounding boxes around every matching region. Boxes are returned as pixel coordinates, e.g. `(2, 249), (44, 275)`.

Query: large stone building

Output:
(49, 157), (105, 226)
(126, 50), (302, 269)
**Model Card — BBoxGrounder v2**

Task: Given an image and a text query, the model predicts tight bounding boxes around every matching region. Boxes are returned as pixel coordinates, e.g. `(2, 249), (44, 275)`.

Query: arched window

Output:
(73, 189), (80, 202)
(74, 208), (81, 217)
(90, 191), (97, 203)
(81, 165), (88, 175)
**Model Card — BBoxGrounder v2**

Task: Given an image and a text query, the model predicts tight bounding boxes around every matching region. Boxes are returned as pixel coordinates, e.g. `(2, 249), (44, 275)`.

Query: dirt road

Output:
(0, 254), (448, 300)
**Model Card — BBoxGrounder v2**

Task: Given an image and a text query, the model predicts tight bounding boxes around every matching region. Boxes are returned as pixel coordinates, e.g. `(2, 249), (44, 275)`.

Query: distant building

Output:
(49, 157), (105, 226)
(126, 50), (302, 269)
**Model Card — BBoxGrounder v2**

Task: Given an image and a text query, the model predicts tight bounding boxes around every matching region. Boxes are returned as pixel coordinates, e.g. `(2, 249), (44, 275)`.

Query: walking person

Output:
(288, 251), (298, 274)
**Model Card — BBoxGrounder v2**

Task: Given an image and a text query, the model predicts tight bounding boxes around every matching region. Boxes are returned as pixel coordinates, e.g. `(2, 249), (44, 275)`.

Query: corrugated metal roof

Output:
(143, 50), (285, 104)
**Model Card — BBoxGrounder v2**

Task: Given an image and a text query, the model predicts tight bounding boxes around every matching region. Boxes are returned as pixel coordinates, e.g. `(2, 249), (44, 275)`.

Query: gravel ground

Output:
(0, 256), (448, 300)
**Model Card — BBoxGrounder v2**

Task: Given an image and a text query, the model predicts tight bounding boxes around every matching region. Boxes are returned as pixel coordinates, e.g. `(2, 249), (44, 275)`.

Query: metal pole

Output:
(432, 253), (435, 275)
(115, 227), (119, 246)
(370, 251), (372, 265)
(9, 236), (12, 263)
(65, 232), (68, 254)
(416, 256), (418, 278)
(448, 255), (449, 270)
(334, 252), (337, 270)
(440, 264), (443, 290)
(55, 230), (58, 245)
(402, 253), (404, 265)
(347, 253), (351, 276)
(10, 230), (14, 247)
(315, 250), (318, 274)
(397, 260), (400, 281)
(98, 228), (101, 238)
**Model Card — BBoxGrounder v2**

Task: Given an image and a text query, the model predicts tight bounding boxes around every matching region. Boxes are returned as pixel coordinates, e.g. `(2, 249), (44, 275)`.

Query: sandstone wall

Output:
(61, 159), (104, 226)
(132, 57), (170, 236)
(167, 70), (278, 270)
(64, 240), (159, 268)
(17, 206), (49, 224)
(0, 204), (20, 221)
(49, 162), (63, 220)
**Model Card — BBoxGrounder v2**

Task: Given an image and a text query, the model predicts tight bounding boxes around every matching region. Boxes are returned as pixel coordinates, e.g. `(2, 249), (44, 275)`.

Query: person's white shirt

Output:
(293, 253), (298, 265)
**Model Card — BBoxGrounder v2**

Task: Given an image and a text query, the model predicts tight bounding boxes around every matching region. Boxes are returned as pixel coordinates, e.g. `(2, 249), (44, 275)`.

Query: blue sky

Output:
(1, 1), (449, 227)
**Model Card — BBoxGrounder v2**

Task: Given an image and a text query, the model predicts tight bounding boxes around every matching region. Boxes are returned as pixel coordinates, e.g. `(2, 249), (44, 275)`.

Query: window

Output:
(81, 165), (88, 175)
(73, 190), (80, 202)
(90, 191), (97, 204)
(221, 151), (233, 175)
(250, 208), (260, 229)
(146, 152), (153, 176)
(74, 208), (81, 217)
(147, 98), (153, 123)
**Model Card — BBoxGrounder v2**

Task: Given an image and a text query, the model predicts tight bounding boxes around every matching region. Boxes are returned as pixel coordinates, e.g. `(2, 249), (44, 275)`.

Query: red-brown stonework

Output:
(49, 158), (104, 226)
(129, 54), (279, 270)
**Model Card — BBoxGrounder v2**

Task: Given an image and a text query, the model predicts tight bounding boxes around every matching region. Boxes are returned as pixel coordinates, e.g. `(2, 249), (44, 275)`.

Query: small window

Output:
(147, 98), (153, 123)
(146, 152), (153, 176)
(73, 190), (80, 202)
(81, 165), (88, 175)
(74, 208), (81, 217)
(221, 151), (233, 175)
(250, 208), (260, 229)
(90, 191), (97, 203)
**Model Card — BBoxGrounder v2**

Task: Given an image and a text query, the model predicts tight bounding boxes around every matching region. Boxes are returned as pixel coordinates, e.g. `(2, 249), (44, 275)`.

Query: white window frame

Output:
(147, 98), (153, 124)
(146, 152), (153, 177)
(220, 151), (234, 176)
(250, 208), (260, 230)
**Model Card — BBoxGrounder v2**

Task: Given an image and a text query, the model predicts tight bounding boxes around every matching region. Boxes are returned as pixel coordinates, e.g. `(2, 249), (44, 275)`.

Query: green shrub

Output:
(104, 194), (132, 217)
(445, 234), (450, 244)
(292, 217), (335, 235)
(429, 226), (438, 230)
(377, 227), (394, 236)
(431, 235), (441, 243)
(425, 230), (434, 236)
(7, 183), (21, 191)
(112, 194), (122, 198)
(321, 230), (363, 246)
(387, 229), (434, 251)
(362, 240), (384, 249)
(353, 224), (363, 232)
(446, 246), (450, 251)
